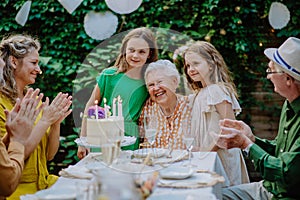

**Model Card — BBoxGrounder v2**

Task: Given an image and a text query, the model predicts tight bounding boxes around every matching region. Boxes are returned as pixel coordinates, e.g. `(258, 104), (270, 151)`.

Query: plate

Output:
(157, 170), (225, 189)
(75, 136), (136, 148)
(35, 188), (76, 200)
(133, 148), (166, 158)
(159, 166), (194, 179)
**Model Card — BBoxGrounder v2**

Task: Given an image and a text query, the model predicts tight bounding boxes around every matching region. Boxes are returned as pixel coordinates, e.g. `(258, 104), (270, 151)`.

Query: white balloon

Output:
(84, 11), (118, 40)
(15, 1), (31, 26)
(268, 2), (290, 29)
(58, 0), (83, 14)
(105, 0), (143, 14)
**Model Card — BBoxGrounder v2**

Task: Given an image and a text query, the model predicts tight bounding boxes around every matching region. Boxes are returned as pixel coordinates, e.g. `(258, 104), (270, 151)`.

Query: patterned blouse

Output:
(139, 95), (192, 149)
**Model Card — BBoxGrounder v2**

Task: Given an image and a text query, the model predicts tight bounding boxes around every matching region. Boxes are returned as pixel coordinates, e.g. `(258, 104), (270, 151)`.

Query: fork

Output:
(167, 148), (173, 158)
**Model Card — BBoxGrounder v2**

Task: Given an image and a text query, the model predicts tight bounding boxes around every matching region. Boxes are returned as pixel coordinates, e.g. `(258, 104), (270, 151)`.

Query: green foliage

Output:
(1, 0), (299, 174)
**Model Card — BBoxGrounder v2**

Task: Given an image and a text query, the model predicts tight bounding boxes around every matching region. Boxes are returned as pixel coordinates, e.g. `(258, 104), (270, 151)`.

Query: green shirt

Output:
(96, 67), (149, 150)
(249, 96), (300, 199)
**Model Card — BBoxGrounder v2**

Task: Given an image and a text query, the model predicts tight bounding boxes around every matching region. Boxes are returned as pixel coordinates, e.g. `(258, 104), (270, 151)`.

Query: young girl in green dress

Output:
(77, 27), (158, 159)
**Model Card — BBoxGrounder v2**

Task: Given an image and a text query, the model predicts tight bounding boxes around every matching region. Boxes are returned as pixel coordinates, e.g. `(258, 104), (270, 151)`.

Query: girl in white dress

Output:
(183, 41), (249, 186)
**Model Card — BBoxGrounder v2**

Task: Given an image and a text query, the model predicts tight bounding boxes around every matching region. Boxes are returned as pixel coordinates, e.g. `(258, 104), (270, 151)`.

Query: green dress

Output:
(96, 67), (149, 150)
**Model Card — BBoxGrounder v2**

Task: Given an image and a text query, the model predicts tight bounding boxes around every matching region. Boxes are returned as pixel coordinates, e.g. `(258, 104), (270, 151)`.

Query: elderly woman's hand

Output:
(40, 92), (72, 126)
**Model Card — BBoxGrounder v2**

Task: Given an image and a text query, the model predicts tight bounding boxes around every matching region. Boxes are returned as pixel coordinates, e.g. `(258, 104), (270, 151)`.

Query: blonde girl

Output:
(183, 41), (249, 186)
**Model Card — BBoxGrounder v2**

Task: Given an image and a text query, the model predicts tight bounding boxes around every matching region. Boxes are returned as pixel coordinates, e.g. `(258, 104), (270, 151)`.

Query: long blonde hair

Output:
(114, 27), (158, 73)
(183, 41), (238, 98)
(0, 34), (40, 103)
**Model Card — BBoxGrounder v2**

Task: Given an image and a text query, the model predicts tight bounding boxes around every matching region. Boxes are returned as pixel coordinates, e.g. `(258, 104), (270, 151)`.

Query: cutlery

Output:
(167, 148), (173, 158)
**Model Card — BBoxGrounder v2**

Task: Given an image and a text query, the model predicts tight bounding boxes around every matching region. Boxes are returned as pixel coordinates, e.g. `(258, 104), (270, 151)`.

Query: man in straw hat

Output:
(216, 37), (300, 199)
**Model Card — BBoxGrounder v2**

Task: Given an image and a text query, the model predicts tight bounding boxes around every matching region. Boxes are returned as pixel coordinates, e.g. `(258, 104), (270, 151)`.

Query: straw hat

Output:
(264, 37), (300, 81)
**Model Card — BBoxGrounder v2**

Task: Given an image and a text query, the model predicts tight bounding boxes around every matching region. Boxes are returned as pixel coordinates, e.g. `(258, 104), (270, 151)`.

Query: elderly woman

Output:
(0, 34), (72, 199)
(139, 59), (192, 149)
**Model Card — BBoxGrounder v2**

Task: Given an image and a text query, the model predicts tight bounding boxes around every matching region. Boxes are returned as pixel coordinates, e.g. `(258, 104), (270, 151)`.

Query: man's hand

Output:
(220, 119), (255, 142)
(216, 119), (255, 149)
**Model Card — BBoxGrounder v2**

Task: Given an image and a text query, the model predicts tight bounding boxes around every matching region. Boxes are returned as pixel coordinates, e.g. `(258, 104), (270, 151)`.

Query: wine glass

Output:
(182, 118), (195, 167)
(144, 114), (158, 156)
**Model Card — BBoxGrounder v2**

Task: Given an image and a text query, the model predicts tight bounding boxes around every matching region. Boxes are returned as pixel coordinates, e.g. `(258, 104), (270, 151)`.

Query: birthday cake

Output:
(86, 102), (124, 146)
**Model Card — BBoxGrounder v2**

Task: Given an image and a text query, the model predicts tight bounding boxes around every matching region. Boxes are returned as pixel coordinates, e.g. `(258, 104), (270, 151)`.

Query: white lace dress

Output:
(189, 83), (249, 186)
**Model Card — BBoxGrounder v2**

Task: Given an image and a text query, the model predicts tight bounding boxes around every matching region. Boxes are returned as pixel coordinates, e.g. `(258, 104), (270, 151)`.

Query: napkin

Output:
(131, 150), (189, 165)
(20, 194), (38, 200)
(59, 165), (93, 179)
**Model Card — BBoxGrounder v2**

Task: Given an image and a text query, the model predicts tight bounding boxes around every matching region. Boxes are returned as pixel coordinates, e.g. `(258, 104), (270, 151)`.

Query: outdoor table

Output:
(20, 150), (230, 200)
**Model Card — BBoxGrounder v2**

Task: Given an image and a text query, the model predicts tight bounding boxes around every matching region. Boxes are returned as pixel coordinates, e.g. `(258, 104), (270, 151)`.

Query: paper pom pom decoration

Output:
(268, 2), (290, 29)
(58, 0), (83, 14)
(84, 11), (118, 40)
(15, 1), (31, 26)
(105, 0), (143, 14)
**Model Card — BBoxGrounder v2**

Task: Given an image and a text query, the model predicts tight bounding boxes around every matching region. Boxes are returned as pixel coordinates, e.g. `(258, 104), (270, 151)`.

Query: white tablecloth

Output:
(21, 150), (230, 200)
(148, 151), (229, 200)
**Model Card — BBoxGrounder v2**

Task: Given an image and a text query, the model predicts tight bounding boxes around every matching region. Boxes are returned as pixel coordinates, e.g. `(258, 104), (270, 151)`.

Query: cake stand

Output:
(75, 136), (137, 148)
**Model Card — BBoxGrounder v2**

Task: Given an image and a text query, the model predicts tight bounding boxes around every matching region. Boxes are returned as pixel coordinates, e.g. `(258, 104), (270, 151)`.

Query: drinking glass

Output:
(144, 114), (158, 156)
(182, 118), (195, 167)
(100, 129), (123, 166)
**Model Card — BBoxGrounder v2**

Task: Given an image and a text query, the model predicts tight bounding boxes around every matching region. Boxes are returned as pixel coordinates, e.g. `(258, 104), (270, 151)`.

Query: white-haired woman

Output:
(139, 59), (192, 149)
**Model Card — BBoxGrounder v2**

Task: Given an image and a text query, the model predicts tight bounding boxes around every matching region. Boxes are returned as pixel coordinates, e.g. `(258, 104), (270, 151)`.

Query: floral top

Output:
(139, 95), (192, 149)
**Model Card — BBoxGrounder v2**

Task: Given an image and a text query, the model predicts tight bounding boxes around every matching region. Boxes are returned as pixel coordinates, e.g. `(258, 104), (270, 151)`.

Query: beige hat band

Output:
(274, 50), (300, 76)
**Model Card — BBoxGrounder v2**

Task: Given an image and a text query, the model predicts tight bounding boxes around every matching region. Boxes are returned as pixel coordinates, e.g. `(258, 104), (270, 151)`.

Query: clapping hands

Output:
(5, 88), (44, 145)
(40, 92), (72, 126)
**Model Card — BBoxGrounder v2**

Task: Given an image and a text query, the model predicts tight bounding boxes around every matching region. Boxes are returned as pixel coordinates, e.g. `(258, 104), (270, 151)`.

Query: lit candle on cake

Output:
(103, 97), (108, 118)
(94, 100), (99, 120)
(112, 98), (116, 117)
(117, 95), (122, 118)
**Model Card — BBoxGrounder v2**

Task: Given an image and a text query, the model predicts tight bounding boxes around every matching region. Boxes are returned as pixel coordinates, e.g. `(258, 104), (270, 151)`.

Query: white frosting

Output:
(87, 117), (124, 145)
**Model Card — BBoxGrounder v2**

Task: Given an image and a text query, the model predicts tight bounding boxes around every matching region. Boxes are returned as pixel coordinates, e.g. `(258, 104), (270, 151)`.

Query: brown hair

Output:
(0, 34), (40, 103)
(114, 27), (158, 73)
(183, 41), (238, 98)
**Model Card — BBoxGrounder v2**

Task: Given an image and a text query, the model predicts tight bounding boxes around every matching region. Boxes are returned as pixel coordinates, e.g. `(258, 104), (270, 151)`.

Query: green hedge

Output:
(1, 0), (299, 173)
